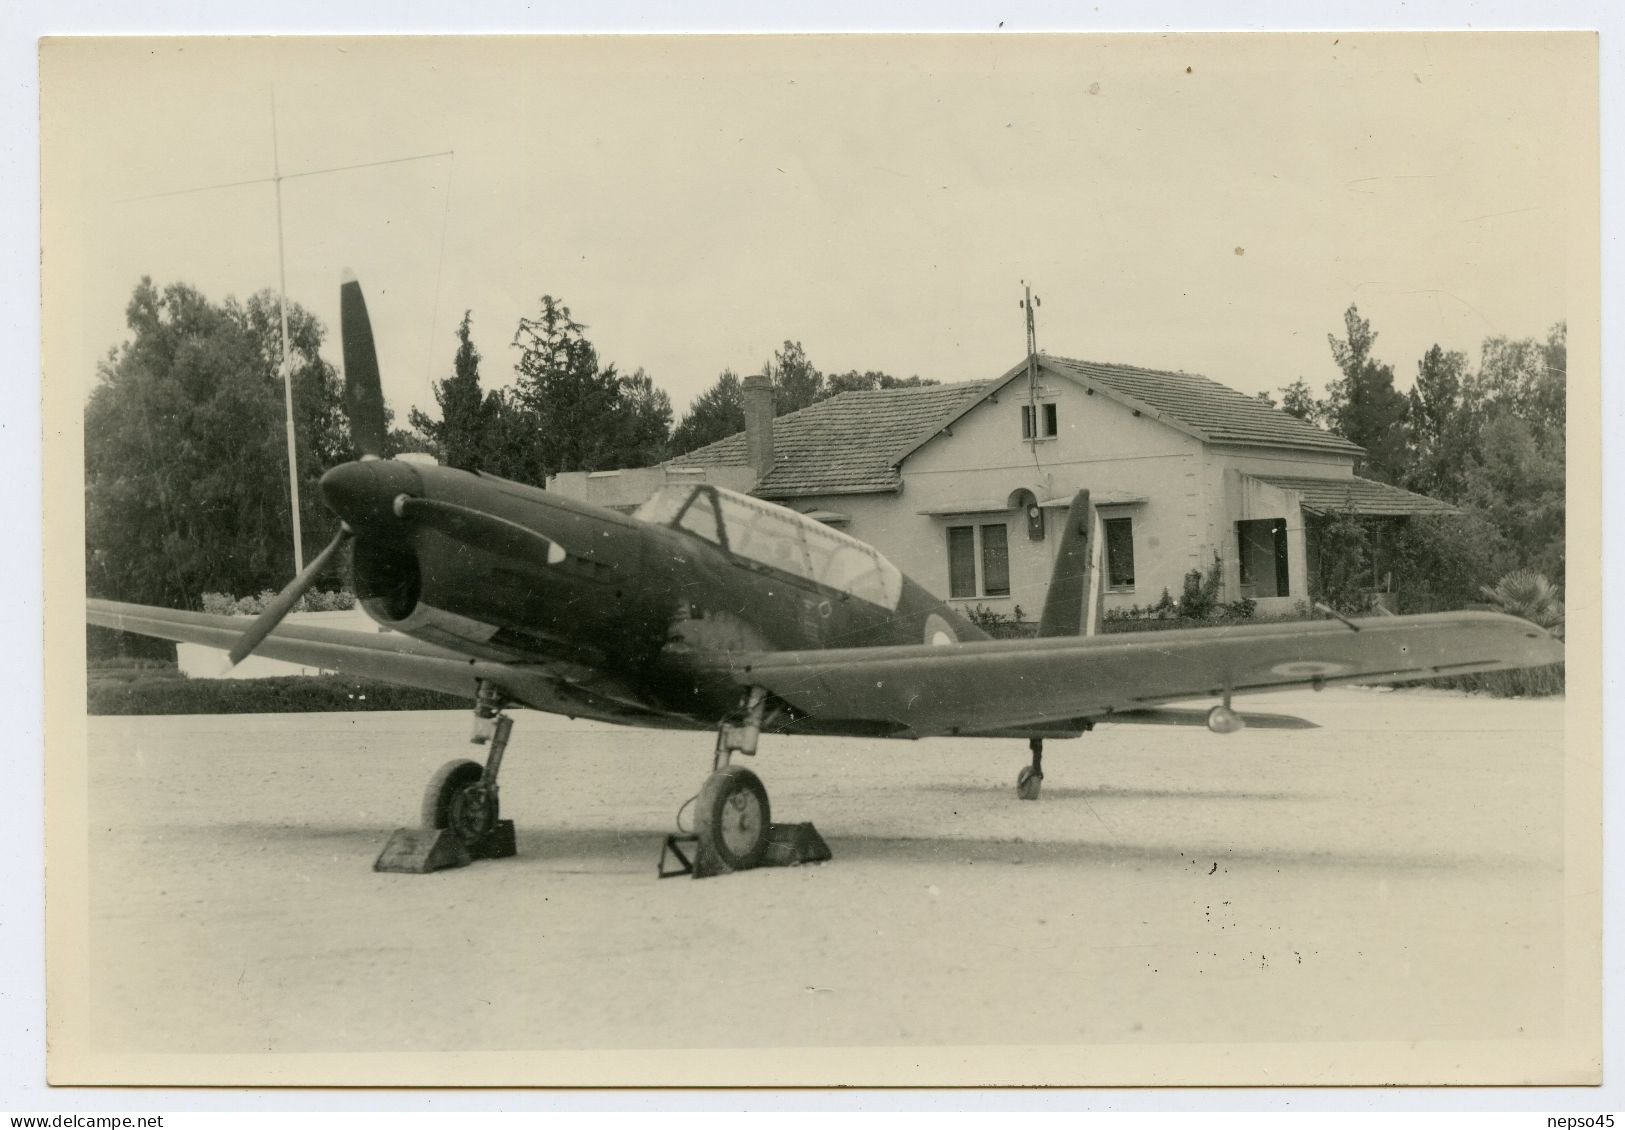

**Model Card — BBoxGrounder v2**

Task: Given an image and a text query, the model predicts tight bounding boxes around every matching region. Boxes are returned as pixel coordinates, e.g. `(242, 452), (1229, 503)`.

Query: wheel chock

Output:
(763, 821), (832, 867)
(374, 827), (473, 874)
(374, 820), (516, 873)
(658, 822), (831, 879)
(468, 819), (517, 861)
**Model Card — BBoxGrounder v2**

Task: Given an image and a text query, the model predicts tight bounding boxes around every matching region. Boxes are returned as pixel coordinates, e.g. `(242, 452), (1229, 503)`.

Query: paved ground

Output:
(78, 687), (1568, 1080)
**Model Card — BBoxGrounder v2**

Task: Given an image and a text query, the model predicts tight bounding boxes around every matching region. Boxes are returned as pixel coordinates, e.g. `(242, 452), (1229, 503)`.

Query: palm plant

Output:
(1480, 570), (1564, 637)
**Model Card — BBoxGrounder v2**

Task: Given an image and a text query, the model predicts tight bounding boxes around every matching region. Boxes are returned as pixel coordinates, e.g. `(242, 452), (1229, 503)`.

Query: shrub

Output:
(1309, 508), (1373, 615)
(1480, 569), (1564, 636)
(201, 589), (357, 616)
(89, 673), (467, 715)
(966, 603), (1034, 639)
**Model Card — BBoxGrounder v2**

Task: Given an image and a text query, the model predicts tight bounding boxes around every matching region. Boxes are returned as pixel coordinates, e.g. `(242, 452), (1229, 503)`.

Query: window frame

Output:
(945, 521), (1013, 599)
(1020, 401), (1059, 440)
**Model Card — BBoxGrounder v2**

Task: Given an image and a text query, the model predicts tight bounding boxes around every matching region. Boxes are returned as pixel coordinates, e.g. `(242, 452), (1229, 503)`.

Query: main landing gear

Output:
(660, 687), (830, 878)
(375, 681), (519, 874)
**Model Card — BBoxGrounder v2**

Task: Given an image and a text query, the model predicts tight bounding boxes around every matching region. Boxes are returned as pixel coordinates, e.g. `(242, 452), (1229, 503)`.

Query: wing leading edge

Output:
(715, 611), (1563, 737)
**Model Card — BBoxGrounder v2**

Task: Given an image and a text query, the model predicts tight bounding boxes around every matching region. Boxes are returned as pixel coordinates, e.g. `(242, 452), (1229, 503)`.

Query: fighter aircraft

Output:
(88, 272), (1565, 875)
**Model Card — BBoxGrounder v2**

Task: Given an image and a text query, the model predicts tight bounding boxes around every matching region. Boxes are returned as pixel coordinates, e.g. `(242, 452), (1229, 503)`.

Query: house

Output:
(548, 355), (1455, 619)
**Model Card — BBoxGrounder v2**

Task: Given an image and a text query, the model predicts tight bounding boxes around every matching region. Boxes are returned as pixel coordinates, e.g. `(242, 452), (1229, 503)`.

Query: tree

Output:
(611, 367), (674, 468)
(1276, 378), (1326, 425)
(409, 311), (497, 471)
(1405, 345), (1471, 497)
(670, 368), (745, 456)
(822, 369), (938, 396)
(1325, 306), (1411, 483)
(510, 295), (624, 480)
(767, 340), (822, 414)
(85, 278), (350, 609)
(1457, 411), (1565, 584)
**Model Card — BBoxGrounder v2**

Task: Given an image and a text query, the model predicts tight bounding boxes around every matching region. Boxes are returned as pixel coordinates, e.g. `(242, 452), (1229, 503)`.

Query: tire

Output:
(694, 766), (772, 871)
(1016, 765), (1042, 801)
(422, 758), (497, 846)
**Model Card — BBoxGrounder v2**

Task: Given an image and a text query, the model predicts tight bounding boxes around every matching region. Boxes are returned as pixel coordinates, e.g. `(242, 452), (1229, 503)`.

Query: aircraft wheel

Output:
(694, 766), (772, 871)
(1016, 765), (1043, 801)
(423, 758), (499, 847)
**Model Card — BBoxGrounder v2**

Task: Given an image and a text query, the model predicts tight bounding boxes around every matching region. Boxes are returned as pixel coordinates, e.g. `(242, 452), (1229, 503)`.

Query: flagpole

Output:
(271, 90), (305, 576)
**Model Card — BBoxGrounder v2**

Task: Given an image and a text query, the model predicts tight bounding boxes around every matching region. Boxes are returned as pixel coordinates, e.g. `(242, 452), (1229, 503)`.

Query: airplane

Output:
(87, 271), (1566, 876)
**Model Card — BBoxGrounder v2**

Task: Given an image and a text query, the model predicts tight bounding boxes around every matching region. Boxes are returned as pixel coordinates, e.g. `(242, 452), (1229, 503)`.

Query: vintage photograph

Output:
(41, 33), (1600, 1086)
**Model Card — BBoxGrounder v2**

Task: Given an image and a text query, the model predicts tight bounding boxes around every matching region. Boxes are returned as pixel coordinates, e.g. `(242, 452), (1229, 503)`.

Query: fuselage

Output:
(319, 458), (988, 727)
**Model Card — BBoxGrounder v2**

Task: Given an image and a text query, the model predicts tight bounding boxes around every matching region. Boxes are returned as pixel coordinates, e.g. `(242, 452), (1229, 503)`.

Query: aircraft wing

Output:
(85, 599), (680, 726)
(89, 599), (501, 698)
(716, 611), (1563, 737)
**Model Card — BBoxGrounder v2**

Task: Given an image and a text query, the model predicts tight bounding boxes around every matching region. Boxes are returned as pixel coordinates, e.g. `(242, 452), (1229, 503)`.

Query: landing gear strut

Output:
(659, 686), (830, 878)
(375, 680), (519, 873)
(1016, 737), (1044, 801)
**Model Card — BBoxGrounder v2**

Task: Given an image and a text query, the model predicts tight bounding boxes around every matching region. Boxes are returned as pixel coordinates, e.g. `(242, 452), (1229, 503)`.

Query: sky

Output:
(44, 32), (1593, 426)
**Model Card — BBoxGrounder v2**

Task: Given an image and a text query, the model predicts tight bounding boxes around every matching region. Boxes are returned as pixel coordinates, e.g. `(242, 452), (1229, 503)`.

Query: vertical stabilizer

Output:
(1038, 490), (1104, 637)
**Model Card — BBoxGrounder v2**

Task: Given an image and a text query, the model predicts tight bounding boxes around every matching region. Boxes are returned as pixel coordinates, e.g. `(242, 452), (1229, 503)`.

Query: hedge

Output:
(90, 673), (469, 716)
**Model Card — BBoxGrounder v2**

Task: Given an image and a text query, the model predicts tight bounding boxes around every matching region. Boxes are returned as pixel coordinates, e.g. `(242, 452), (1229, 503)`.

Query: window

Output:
(1103, 516), (1135, 590)
(946, 523), (1011, 598)
(947, 527), (977, 598)
(980, 524), (1010, 596)
(1021, 402), (1058, 439)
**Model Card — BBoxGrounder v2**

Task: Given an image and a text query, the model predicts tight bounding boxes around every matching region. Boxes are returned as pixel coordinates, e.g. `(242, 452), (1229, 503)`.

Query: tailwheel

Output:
(1016, 737), (1044, 800)
(1016, 765), (1043, 801)
(694, 765), (772, 871)
(423, 758), (499, 848)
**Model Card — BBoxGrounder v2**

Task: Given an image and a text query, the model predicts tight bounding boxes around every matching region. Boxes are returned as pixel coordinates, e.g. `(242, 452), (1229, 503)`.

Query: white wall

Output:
(891, 373), (1206, 616)
(176, 609), (385, 679)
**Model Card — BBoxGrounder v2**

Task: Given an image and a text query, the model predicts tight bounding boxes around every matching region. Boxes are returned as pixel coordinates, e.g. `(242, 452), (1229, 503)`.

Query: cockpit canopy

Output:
(634, 483), (904, 610)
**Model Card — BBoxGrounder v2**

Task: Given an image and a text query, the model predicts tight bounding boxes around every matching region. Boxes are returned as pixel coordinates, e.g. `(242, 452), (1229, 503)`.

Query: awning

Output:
(1038, 492), (1147, 509)
(800, 508), (852, 525)
(1249, 474), (1458, 517)
(917, 500), (1012, 517)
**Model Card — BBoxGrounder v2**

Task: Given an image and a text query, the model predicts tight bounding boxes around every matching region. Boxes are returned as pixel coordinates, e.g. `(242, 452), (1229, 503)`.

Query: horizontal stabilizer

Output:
(1105, 707), (1319, 730)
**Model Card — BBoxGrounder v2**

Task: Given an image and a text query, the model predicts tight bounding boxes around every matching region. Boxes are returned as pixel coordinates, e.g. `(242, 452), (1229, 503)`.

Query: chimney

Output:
(743, 372), (775, 481)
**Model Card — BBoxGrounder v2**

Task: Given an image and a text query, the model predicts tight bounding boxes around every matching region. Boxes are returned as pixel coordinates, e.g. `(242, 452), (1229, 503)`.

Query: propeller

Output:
(226, 525), (353, 667)
(225, 267), (384, 667)
(339, 267), (388, 460)
(225, 270), (570, 670)
(393, 496), (568, 566)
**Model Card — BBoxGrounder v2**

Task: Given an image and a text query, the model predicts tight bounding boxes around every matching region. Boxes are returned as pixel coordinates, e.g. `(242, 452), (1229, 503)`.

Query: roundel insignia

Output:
(1269, 660), (1351, 677)
(924, 613), (958, 646)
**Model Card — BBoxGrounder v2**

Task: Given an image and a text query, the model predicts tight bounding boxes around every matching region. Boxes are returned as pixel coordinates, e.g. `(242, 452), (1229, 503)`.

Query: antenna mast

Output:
(1020, 281), (1041, 444)
(122, 102), (453, 584)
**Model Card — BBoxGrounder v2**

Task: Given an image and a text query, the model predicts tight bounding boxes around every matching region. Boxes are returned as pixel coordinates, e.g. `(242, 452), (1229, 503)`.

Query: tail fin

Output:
(1038, 490), (1104, 637)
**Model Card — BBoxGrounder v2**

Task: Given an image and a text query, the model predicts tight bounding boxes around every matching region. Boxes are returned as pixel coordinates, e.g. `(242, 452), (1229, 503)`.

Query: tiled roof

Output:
(1251, 474), (1458, 516)
(668, 381), (991, 499)
(1040, 356), (1365, 455)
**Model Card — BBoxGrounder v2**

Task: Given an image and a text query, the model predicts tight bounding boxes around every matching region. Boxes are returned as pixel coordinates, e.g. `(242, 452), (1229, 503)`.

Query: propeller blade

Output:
(226, 527), (353, 667)
(393, 496), (567, 566)
(339, 269), (388, 459)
